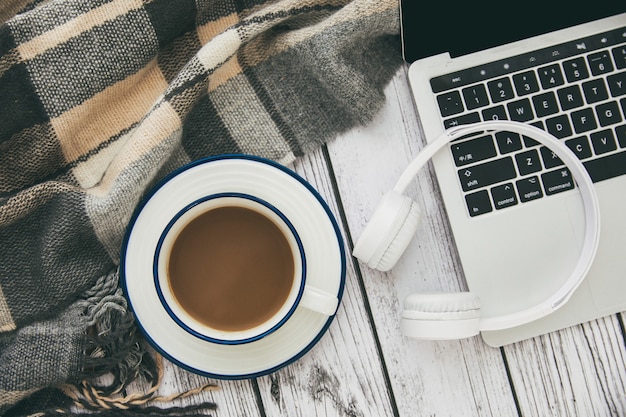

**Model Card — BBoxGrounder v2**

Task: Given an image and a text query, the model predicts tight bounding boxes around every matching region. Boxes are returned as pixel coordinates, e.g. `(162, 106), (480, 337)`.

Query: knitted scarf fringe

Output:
(56, 271), (219, 416)
(59, 353), (218, 416)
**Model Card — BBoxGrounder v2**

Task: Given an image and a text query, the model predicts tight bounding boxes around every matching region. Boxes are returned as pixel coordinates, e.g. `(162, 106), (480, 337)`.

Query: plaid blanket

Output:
(0, 0), (401, 415)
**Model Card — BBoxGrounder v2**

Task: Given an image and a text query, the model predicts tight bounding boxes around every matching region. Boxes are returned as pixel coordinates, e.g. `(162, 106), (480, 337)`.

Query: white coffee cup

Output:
(154, 193), (339, 345)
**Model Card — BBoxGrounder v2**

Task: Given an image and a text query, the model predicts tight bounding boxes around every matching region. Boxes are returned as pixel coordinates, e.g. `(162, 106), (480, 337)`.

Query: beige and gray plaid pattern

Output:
(0, 0), (401, 413)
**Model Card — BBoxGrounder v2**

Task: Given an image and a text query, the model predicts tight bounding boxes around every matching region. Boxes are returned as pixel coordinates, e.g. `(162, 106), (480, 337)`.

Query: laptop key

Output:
(538, 63), (565, 89)
(587, 50), (614, 76)
(515, 149), (542, 176)
(451, 135), (497, 166)
(491, 183), (518, 210)
(513, 71), (540, 96)
(487, 77), (515, 103)
(612, 46), (626, 70)
(507, 98), (534, 122)
(457, 156), (516, 192)
(495, 131), (523, 154)
(542, 168), (574, 195)
(462, 84), (490, 110)
(443, 112), (481, 129)
(557, 84), (585, 110)
(437, 91), (464, 116)
(516, 176), (543, 203)
(532, 91), (559, 117)
(582, 79), (609, 104)
(607, 72), (626, 97)
(571, 108), (597, 133)
(482, 105), (508, 121)
(590, 129), (617, 155)
(545, 114), (573, 138)
(465, 190), (492, 217)
(540, 146), (564, 169)
(617, 124), (626, 148)
(565, 136), (593, 159)
(596, 101), (622, 126)
(562, 57), (589, 82)
(523, 134), (540, 148)
(583, 150), (626, 182)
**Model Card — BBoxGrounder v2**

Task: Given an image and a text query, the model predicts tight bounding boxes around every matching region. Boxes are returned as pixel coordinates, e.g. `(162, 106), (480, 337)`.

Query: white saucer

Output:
(120, 155), (346, 379)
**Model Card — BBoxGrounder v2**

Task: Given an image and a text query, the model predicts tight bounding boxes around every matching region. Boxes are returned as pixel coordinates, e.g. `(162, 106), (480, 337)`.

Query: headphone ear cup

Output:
(353, 191), (421, 271)
(400, 292), (481, 340)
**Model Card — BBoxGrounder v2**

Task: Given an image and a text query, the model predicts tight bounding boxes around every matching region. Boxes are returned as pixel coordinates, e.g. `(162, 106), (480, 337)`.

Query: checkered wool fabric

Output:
(0, 0), (401, 414)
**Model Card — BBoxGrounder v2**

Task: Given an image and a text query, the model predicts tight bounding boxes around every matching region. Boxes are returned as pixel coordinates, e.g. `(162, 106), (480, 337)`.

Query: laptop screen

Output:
(401, 2), (626, 63)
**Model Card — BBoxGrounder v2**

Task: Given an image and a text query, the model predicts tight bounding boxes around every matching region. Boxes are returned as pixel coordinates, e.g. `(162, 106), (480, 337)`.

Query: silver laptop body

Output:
(403, 4), (626, 345)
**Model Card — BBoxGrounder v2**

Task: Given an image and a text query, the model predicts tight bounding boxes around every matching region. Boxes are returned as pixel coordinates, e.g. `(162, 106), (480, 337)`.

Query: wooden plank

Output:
(255, 148), (396, 417)
(504, 316), (626, 416)
(328, 66), (519, 416)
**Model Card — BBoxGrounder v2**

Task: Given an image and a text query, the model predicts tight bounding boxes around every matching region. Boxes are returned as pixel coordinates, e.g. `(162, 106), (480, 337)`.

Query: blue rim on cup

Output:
(153, 192), (308, 345)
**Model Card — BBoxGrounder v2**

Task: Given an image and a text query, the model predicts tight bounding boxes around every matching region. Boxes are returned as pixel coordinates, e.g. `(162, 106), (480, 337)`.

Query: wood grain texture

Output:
(504, 316), (626, 416)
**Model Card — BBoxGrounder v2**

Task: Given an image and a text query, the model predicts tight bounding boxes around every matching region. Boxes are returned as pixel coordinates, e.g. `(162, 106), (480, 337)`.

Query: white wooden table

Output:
(146, 64), (626, 417)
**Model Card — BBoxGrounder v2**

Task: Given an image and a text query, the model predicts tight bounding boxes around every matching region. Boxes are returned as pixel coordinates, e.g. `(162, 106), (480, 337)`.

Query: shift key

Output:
(458, 156), (517, 192)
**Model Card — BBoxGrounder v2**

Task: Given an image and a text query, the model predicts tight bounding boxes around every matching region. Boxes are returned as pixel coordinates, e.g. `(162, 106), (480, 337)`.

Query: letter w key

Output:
(507, 98), (534, 122)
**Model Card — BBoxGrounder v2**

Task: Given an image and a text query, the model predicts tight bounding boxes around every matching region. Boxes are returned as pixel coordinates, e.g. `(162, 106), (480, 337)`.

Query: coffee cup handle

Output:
(299, 286), (339, 316)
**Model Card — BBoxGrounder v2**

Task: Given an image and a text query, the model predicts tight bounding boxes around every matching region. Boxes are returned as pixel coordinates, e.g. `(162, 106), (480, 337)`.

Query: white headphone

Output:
(353, 120), (601, 340)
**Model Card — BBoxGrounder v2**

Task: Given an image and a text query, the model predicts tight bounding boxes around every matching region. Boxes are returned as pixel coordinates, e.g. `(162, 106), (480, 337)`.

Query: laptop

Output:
(400, 2), (626, 346)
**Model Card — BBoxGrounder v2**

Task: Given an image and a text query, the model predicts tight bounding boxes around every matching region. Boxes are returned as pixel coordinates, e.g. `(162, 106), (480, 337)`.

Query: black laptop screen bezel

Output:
(400, 2), (626, 63)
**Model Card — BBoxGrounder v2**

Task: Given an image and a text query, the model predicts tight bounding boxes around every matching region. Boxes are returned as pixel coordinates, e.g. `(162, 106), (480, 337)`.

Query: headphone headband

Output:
(354, 120), (601, 333)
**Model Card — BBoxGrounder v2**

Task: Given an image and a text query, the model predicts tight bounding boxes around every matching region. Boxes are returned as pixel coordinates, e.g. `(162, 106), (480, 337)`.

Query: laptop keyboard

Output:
(431, 26), (626, 217)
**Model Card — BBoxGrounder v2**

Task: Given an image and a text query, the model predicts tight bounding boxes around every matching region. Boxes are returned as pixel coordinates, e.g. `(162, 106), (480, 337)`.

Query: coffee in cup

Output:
(154, 193), (338, 344)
